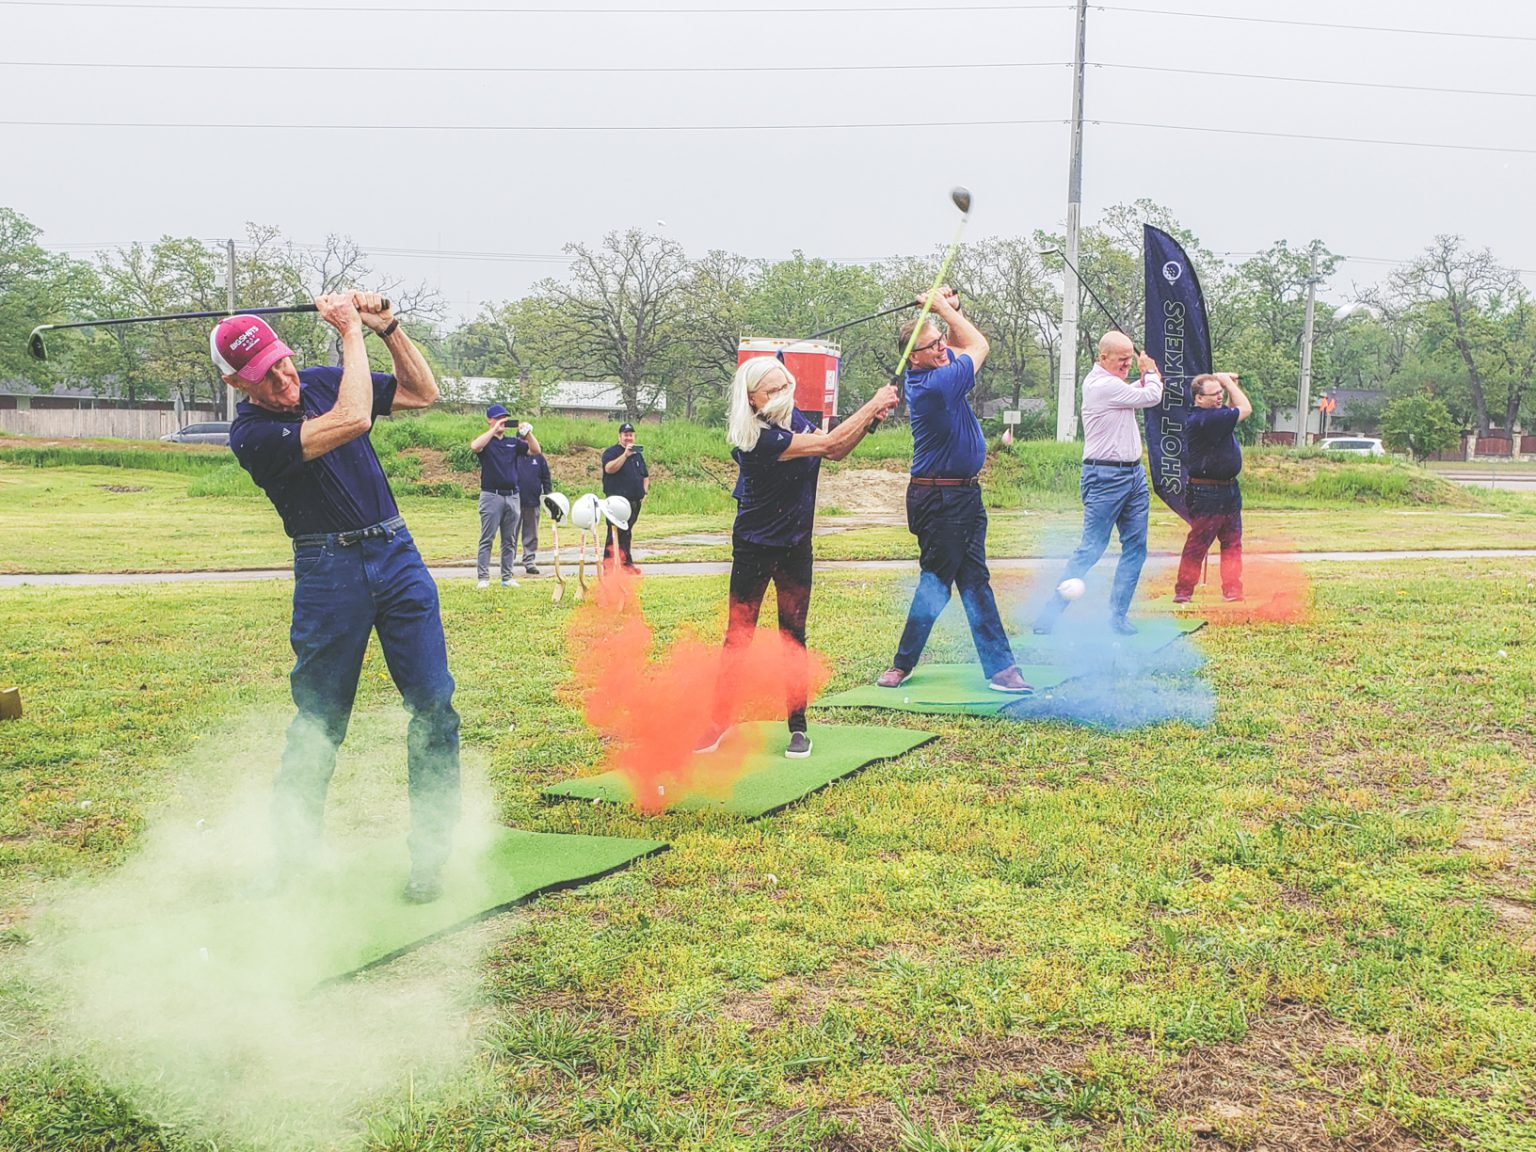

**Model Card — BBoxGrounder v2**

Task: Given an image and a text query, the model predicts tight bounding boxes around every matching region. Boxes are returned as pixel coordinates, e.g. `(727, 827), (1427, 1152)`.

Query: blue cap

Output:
(486, 403), (509, 419)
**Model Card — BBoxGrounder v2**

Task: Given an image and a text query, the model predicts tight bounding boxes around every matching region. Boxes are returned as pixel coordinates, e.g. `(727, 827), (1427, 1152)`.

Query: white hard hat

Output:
(542, 491), (570, 523)
(601, 494), (632, 531)
(571, 493), (602, 532)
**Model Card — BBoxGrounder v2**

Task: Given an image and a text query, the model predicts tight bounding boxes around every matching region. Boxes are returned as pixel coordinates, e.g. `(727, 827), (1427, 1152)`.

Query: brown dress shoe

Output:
(988, 666), (1035, 694)
(876, 666), (912, 688)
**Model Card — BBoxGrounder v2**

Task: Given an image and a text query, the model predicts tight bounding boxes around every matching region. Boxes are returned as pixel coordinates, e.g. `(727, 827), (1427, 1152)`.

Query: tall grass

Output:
(4, 416), (1485, 513)
(0, 445), (227, 475)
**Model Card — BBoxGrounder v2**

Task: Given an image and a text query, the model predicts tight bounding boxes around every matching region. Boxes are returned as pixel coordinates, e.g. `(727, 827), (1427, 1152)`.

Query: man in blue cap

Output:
(216, 292), (460, 903)
(469, 404), (542, 589)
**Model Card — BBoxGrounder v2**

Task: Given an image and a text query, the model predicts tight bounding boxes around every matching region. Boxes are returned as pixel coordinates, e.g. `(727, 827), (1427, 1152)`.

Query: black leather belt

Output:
(1082, 458), (1139, 468)
(482, 487), (517, 497)
(910, 476), (980, 487)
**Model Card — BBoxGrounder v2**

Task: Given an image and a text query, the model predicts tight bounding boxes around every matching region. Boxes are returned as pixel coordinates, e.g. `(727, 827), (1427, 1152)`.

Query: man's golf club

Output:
(893, 186), (972, 378)
(26, 299), (390, 362)
(802, 301), (915, 342)
(866, 186), (971, 432)
(1039, 247), (1138, 350)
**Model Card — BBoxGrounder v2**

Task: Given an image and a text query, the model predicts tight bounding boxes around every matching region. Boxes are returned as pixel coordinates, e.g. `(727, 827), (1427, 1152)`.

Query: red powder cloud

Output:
(1150, 550), (1312, 626)
(566, 566), (831, 813)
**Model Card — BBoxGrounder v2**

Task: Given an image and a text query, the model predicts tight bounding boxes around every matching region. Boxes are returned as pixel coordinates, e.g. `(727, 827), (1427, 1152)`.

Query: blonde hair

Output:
(728, 357), (797, 452)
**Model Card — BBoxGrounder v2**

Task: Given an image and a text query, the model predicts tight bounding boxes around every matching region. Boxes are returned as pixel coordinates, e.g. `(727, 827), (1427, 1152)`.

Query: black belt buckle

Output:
(337, 524), (386, 547)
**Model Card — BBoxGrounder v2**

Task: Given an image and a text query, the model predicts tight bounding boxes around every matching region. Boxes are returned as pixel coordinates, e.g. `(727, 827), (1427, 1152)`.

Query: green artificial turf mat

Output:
(1015, 615), (1205, 661)
(543, 722), (936, 817)
(56, 827), (666, 988)
(815, 663), (1071, 716)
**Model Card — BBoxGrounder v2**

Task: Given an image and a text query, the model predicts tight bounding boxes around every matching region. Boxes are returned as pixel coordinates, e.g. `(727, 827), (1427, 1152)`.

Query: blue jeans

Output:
(278, 517), (461, 872)
(1037, 463), (1151, 625)
(894, 484), (1015, 677)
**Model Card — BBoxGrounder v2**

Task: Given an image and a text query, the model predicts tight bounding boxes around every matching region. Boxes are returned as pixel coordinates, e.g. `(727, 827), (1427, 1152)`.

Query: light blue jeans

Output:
(1037, 463), (1150, 625)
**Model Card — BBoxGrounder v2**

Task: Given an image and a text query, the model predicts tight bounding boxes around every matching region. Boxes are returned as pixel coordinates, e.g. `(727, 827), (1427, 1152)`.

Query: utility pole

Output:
(1295, 245), (1320, 447)
(224, 239), (239, 422)
(1055, 0), (1090, 442)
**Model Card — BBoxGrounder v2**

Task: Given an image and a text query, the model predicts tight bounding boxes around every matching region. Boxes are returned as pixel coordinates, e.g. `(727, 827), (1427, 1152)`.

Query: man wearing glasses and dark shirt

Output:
(1174, 372), (1251, 603)
(876, 289), (1033, 694)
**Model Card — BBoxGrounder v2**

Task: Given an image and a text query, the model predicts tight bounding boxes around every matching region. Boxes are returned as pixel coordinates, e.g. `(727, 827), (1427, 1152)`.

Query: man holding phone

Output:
(470, 404), (542, 589)
(600, 420), (649, 570)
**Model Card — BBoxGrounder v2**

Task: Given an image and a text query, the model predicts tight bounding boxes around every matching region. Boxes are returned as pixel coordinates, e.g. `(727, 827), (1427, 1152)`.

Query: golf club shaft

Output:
(803, 302), (914, 342)
(894, 214), (969, 379)
(1043, 248), (1137, 349)
(866, 214), (968, 434)
(41, 301), (395, 333)
(27, 299), (390, 361)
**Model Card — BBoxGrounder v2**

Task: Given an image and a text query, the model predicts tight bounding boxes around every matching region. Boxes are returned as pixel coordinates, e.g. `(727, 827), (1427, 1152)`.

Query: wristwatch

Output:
(379, 319), (400, 338)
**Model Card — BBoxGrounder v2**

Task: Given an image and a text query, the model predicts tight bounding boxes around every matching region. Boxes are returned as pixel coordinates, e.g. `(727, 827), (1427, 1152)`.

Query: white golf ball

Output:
(1057, 578), (1086, 601)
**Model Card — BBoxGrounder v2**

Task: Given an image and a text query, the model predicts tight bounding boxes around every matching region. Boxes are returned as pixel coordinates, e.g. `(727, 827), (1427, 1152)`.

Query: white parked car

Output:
(1318, 436), (1385, 457)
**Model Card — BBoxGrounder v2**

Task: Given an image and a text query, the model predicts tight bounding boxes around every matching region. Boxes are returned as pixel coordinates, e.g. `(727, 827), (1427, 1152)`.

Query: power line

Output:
(0, 0), (1067, 12)
(0, 116), (1066, 132)
(0, 58), (1067, 75)
(1095, 62), (1536, 102)
(1096, 5), (1536, 45)
(1094, 118), (1536, 158)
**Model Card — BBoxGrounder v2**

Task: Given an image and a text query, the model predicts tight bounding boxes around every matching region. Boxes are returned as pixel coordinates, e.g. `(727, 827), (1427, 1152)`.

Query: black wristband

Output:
(379, 319), (400, 338)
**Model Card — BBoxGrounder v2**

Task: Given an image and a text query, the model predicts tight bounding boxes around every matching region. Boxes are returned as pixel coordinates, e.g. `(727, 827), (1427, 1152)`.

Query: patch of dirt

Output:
(398, 446), (471, 489)
(821, 1006), (1433, 1152)
(817, 468), (907, 519)
(96, 484), (148, 493)
(1156, 1006), (1430, 1151)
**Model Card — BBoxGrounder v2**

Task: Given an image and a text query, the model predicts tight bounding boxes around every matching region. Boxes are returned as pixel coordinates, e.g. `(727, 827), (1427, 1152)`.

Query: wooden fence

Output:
(0, 407), (222, 441)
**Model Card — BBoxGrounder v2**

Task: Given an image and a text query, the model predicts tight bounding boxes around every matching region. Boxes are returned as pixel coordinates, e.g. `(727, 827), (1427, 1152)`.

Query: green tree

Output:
(1381, 393), (1460, 460)
(0, 208), (97, 389)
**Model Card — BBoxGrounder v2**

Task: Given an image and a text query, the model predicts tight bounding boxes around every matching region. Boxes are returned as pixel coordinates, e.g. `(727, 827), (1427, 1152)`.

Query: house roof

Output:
(445, 377), (667, 412)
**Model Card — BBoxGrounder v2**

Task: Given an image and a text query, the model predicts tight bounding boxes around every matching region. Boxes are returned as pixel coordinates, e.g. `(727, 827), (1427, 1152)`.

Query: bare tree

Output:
(538, 229), (693, 422)
(949, 237), (1059, 410)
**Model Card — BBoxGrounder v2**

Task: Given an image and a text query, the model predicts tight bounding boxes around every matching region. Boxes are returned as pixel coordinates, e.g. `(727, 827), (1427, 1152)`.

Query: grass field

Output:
(2, 450), (1532, 575)
(2, 557), (1534, 1151)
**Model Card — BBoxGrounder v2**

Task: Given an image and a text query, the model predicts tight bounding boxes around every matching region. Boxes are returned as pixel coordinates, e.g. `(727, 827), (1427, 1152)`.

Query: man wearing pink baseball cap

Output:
(216, 292), (459, 904)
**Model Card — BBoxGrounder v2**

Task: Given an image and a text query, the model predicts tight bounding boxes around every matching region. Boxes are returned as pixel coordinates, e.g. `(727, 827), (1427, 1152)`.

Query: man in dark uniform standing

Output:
(470, 404), (542, 589)
(217, 292), (459, 903)
(600, 420), (649, 570)
(877, 289), (1032, 694)
(515, 441), (553, 576)
(1175, 372), (1251, 603)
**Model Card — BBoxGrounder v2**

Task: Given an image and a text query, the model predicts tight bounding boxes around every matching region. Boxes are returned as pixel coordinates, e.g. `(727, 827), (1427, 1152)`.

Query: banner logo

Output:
(1162, 261), (1182, 284)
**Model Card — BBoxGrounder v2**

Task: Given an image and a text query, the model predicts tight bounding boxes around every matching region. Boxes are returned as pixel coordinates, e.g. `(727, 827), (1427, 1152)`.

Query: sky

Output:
(2, 0), (1533, 322)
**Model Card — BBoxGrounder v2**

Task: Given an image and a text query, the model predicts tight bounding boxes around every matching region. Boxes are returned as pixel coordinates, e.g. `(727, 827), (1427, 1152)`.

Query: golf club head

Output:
(950, 186), (972, 215)
(26, 329), (46, 362)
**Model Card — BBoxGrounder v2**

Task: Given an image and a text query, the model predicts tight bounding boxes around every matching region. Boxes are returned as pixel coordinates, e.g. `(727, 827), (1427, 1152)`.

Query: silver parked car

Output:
(1318, 436), (1385, 457)
(161, 421), (232, 446)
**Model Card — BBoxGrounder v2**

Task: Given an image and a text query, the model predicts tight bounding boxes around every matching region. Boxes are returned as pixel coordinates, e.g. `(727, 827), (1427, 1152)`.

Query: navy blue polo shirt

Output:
(1186, 406), (1243, 481)
(515, 451), (551, 506)
(907, 351), (985, 479)
(601, 444), (649, 503)
(229, 366), (399, 538)
(477, 433), (528, 492)
(732, 410), (821, 548)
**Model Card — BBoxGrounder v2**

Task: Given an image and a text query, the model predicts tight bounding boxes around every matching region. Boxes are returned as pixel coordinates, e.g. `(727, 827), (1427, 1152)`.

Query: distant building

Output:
(442, 377), (666, 422)
(1269, 387), (1385, 442)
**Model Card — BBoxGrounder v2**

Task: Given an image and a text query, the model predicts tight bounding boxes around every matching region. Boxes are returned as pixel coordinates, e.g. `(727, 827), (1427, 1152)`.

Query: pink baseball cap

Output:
(209, 315), (294, 383)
